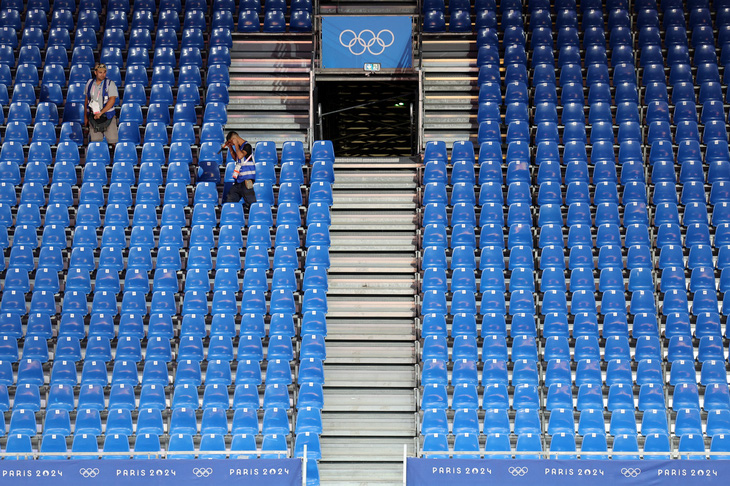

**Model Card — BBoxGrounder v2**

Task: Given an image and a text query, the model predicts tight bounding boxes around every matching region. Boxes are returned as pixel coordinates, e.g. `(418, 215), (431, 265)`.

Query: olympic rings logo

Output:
(192, 468), (213, 478)
(621, 468), (641, 478)
(508, 466), (528, 476)
(79, 468), (100, 478)
(339, 29), (395, 56)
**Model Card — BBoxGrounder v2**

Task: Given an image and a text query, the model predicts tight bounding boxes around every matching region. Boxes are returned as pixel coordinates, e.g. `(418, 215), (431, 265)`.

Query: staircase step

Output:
(319, 463), (407, 486)
(422, 38), (477, 54)
(424, 121), (477, 130)
(424, 112), (476, 124)
(330, 232), (417, 251)
(324, 365), (416, 387)
(332, 191), (416, 209)
(331, 210), (416, 230)
(329, 253), (417, 273)
(424, 81), (477, 87)
(335, 157), (416, 164)
(225, 117), (309, 129)
(324, 341), (416, 364)
(230, 76), (310, 88)
(229, 94), (310, 107)
(333, 170), (417, 189)
(421, 34), (478, 152)
(323, 412), (416, 436)
(328, 273), (416, 294)
(227, 36), (312, 147)
(422, 59), (478, 69)
(214, 132), (308, 145)
(319, 2), (418, 15)
(424, 94), (477, 105)
(319, 155), (418, 483)
(324, 388), (416, 411)
(326, 318), (416, 341)
(320, 437), (416, 462)
(423, 133), (478, 145)
(326, 298), (416, 319)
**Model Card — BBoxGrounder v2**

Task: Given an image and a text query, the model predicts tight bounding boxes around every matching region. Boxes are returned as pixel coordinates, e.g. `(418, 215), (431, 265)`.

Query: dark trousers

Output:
(226, 181), (257, 211)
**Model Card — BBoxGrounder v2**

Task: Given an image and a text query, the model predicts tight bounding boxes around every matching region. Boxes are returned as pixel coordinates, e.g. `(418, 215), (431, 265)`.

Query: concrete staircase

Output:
(228, 34), (313, 146)
(318, 157), (420, 485)
(421, 34), (479, 151)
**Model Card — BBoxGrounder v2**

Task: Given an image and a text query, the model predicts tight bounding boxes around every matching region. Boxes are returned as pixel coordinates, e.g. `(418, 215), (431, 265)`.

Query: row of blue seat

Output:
(8, 10), (234, 33)
(421, 309), (670, 337)
(0, 120), (227, 152)
(0, 11), (305, 40)
(0, 246), (329, 277)
(422, 431), (730, 460)
(0, 112), (216, 144)
(4, 381), (322, 412)
(474, 117), (728, 151)
(1, 232), (328, 260)
(0, 271), (327, 304)
(421, 380), (730, 413)
(0, 226), (327, 256)
(422, 408), (730, 440)
(6, 405), (322, 439)
(475, 34), (729, 71)
(423, 243), (649, 269)
(0, 307), (327, 340)
(0, 162), (331, 192)
(424, 305), (725, 338)
(424, 262), (728, 301)
(2, 168), (326, 204)
(0, 265), (326, 299)
(0, 0), (295, 15)
(0, 208), (326, 242)
(0, 357), (323, 395)
(423, 355), (729, 388)
(0, 64), (226, 94)
(421, 282), (728, 315)
(425, 157), (730, 189)
(420, 284), (726, 318)
(0, 198), (329, 227)
(3, 431), (320, 461)
(421, 334), (653, 363)
(0, 285), (329, 316)
(0, 8), (310, 40)
(1, 352), (321, 385)
(1, 177), (325, 206)
(0, 39), (230, 70)
(424, 0), (638, 33)
(422, 407), (730, 440)
(422, 221), (730, 251)
(0, 140), (308, 170)
(2, 330), (312, 358)
(424, 180), (652, 207)
(422, 333), (729, 365)
(0, 25), (232, 52)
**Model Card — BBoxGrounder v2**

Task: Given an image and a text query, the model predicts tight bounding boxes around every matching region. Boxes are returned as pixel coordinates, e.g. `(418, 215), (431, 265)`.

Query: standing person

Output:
(223, 131), (257, 210)
(84, 63), (119, 148)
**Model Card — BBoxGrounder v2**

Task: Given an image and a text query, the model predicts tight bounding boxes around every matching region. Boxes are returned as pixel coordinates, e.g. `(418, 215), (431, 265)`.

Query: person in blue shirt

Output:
(223, 131), (257, 208)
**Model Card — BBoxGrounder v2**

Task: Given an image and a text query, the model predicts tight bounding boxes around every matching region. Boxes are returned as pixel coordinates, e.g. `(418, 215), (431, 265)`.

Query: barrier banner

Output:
(407, 459), (727, 486)
(0, 459), (302, 486)
(321, 16), (413, 69)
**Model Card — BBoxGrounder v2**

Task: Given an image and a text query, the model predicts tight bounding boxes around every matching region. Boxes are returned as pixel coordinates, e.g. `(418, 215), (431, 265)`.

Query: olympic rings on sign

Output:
(339, 29), (395, 56)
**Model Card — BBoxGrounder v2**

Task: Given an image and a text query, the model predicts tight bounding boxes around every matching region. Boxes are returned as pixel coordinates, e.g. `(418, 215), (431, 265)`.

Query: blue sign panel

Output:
(0, 459), (302, 486)
(322, 16), (413, 69)
(407, 459), (728, 486)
